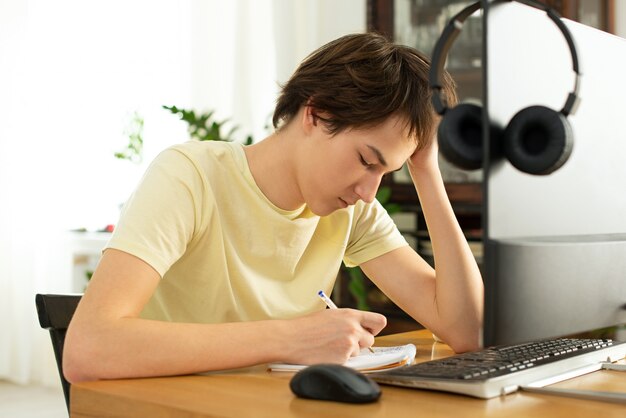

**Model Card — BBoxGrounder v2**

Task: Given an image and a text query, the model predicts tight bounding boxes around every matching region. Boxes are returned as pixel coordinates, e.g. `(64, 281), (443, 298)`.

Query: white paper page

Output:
(268, 344), (417, 373)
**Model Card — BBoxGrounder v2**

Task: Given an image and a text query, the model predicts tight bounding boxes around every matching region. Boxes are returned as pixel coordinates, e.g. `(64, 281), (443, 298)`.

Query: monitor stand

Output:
(521, 362), (626, 404)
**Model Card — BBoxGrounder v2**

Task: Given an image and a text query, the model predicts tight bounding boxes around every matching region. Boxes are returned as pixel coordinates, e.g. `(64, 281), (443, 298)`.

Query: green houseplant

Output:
(162, 105), (253, 145)
(114, 111), (144, 164)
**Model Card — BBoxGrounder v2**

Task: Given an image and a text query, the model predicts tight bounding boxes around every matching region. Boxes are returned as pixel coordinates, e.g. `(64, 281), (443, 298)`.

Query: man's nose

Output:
(354, 174), (383, 204)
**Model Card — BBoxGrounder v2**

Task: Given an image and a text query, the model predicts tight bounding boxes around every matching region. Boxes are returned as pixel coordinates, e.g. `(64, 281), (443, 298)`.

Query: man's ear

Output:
(302, 104), (318, 134)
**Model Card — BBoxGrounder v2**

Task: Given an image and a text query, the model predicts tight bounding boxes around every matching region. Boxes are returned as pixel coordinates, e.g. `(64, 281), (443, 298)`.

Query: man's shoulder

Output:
(169, 140), (240, 158)
(164, 141), (243, 172)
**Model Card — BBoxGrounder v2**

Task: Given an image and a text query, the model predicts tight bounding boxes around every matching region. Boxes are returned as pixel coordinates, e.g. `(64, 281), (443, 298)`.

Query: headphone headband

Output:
(429, 0), (580, 117)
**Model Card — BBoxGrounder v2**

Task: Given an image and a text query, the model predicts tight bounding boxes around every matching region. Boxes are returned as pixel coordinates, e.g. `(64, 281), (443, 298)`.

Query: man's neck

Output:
(243, 130), (305, 211)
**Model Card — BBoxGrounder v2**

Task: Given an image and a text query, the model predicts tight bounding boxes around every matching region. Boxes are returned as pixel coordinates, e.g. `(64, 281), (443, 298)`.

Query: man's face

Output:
(297, 114), (417, 216)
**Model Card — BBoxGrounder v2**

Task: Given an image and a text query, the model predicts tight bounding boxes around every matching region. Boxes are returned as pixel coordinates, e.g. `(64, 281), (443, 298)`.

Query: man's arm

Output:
(361, 143), (483, 353)
(63, 249), (387, 382)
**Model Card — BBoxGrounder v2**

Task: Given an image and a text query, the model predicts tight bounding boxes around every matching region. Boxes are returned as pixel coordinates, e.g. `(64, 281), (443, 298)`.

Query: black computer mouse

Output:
(289, 364), (381, 403)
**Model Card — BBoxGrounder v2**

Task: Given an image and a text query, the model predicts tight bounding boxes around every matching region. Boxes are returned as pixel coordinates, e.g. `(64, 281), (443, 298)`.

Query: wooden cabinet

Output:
(542, 0), (615, 33)
(335, 1), (487, 333)
(367, 0), (615, 38)
(338, 0), (614, 333)
(364, 0), (616, 244)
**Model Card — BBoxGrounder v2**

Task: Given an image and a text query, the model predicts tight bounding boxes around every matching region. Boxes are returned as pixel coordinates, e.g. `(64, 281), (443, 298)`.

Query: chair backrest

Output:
(35, 293), (82, 414)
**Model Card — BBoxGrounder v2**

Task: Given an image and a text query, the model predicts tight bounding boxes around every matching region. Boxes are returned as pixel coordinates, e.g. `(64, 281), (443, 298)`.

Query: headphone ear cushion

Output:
(503, 105), (574, 175)
(437, 103), (484, 170)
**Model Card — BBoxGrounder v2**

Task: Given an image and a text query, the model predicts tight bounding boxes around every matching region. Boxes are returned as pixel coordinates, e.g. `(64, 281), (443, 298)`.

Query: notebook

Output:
(268, 344), (416, 373)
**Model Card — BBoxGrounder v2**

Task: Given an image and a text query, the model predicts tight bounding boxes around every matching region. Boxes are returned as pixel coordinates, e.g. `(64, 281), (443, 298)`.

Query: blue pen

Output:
(317, 290), (338, 309)
(318, 290), (375, 353)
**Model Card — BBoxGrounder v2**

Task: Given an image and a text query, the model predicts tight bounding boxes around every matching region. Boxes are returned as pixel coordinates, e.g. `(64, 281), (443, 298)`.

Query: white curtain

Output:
(0, 0), (364, 386)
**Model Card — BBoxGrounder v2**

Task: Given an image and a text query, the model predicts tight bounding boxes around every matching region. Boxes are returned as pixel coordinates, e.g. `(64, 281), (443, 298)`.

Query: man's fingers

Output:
(359, 311), (387, 336)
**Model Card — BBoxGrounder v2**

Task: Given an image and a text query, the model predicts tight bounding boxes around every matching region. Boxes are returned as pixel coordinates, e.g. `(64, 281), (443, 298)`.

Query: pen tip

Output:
(317, 290), (323, 296)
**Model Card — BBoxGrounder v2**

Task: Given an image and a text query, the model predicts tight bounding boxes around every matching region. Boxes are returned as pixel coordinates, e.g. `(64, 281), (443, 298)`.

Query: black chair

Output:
(35, 293), (82, 414)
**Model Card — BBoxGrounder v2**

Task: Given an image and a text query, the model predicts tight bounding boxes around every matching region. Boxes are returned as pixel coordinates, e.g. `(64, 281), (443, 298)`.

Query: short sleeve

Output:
(343, 199), (408, 268)
(106, 148), (210, 276)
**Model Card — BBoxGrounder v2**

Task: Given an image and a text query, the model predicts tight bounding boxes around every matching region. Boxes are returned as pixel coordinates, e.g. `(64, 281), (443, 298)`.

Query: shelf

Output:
(385, 181), (482, 205)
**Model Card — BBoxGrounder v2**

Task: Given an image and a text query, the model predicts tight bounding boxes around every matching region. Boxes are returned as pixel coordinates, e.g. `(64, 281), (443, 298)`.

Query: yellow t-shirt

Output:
(106, 141), (407, 323)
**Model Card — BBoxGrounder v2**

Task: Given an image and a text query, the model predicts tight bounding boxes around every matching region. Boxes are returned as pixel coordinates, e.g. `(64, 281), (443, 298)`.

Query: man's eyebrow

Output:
(366, 145), (388, 167)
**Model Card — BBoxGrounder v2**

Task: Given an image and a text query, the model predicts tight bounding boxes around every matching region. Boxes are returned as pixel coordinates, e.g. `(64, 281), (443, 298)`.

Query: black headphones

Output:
(429, 0), (580, 175)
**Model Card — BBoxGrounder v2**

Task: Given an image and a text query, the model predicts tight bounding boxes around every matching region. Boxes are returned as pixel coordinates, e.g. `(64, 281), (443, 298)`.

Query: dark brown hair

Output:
(272, 32), (457, 149)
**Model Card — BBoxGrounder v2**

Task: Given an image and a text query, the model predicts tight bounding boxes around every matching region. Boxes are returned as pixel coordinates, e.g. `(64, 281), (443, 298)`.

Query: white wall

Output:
(0, 0), (365, 387)
(273, 0), (366, 84)
(0, 0), (365, 231)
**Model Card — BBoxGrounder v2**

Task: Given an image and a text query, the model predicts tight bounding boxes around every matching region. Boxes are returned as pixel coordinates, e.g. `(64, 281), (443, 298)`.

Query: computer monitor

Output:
(482, 2), (626, 346)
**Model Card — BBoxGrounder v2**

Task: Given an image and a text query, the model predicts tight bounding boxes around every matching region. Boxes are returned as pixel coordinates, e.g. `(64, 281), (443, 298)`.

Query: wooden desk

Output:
(70, 330), (626, 417)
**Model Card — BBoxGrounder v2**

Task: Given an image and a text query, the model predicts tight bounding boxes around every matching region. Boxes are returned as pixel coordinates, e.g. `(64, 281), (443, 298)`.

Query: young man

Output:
(64, 32), (483, 383)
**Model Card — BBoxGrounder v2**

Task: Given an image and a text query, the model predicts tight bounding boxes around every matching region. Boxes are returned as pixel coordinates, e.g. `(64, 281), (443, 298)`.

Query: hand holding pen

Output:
(318, 290), (376, 353)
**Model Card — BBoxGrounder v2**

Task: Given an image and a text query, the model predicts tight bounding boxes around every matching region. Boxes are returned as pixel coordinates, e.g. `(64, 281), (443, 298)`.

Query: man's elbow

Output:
(63, 331), (102, 384)
(442, 324), (482, 354)
(63, 346), (93, 384)
(448, 337), (480, 354)
(63, 360), (87, 384)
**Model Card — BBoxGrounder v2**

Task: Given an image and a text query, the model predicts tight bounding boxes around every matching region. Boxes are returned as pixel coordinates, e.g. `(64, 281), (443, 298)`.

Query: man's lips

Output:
(339, 197), (356, 207)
